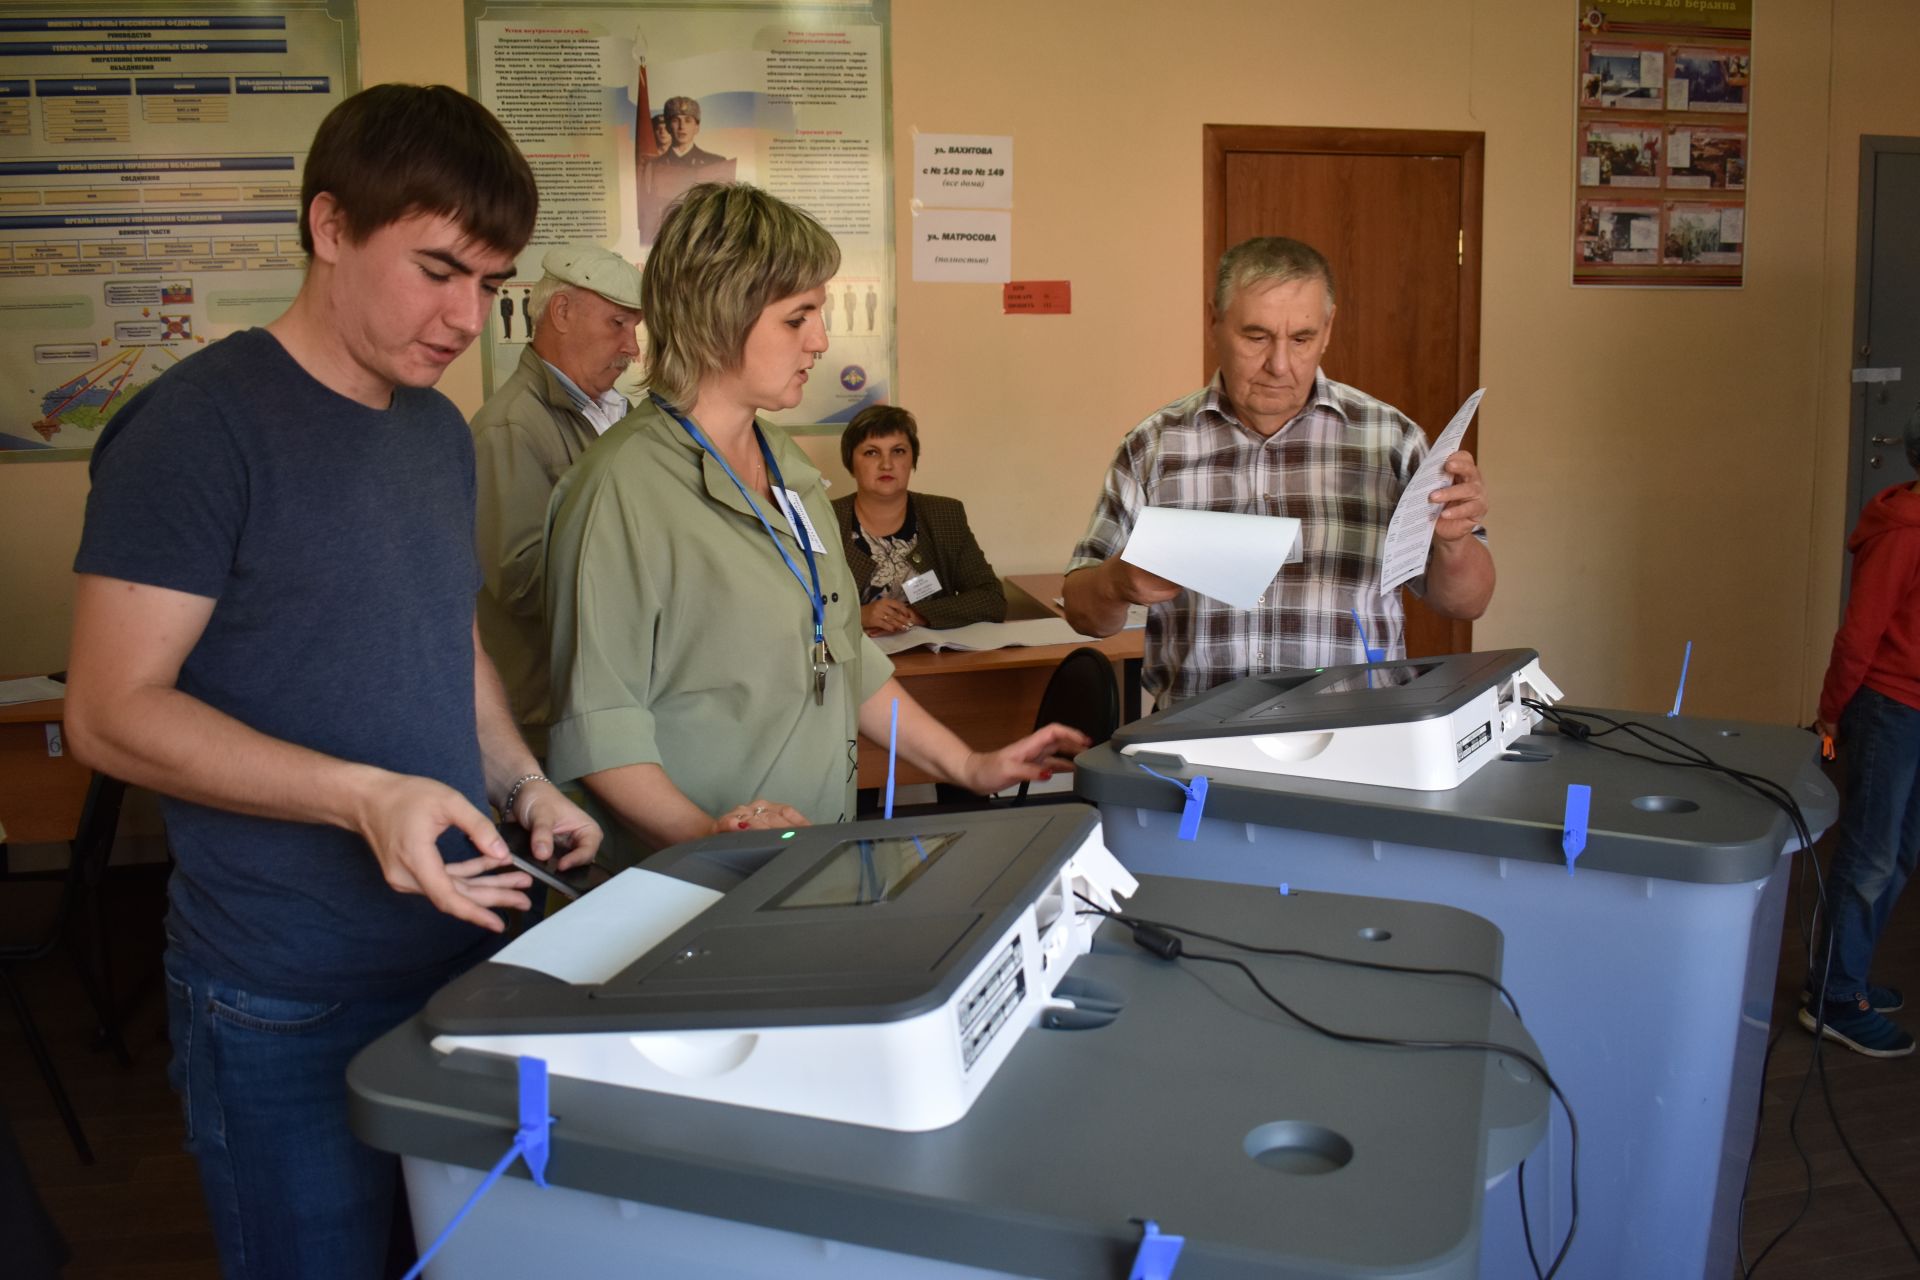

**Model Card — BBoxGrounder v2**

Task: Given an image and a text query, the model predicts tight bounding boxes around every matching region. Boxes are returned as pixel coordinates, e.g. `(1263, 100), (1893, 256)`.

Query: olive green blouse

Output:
(544, 397), (893, 833)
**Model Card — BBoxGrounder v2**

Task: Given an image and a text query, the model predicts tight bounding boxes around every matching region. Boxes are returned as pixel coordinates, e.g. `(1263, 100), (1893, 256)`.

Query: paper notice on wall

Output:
(912, 133), (1011, 208)
(1120, 507), (1301, 611)
(1378, 389), (1486, 595)
(911, 208), (1011, 283)
(1004, 280), (1069, 313)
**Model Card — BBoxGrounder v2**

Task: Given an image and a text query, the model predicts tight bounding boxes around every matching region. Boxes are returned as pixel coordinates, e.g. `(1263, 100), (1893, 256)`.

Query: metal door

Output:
(1847, 140), (1920, 552)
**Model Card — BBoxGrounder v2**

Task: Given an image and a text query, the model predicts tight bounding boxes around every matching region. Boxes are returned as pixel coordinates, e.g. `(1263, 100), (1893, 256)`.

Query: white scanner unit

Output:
(426, 806), (1135, 1133)
(1116, 649), (1563, 791)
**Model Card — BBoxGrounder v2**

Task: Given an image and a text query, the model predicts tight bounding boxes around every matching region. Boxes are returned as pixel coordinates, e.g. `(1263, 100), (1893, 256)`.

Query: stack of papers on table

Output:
(0, 676), (65, 706)
(873, 616), (1091, 655)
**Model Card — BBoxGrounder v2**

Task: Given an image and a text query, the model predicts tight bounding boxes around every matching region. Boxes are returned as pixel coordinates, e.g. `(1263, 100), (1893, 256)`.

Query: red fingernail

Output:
(1041, 770), (1054, 781)
(737, 820), (751, 829)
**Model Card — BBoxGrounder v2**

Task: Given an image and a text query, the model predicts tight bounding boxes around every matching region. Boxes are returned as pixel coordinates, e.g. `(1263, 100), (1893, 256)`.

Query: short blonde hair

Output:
(642, 183), (839, 408)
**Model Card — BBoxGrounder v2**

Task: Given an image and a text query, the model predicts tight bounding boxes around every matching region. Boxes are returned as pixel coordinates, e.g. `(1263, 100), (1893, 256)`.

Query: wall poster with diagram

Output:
(465, 0), (893, 432)
(1573, 0), (1751, 288)
(0, 1), (358, 461)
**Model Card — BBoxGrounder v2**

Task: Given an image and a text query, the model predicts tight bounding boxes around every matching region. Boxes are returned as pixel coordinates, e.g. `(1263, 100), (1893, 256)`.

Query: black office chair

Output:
(0, 772), (130, 1164)
(1014, 646), (1122, 804)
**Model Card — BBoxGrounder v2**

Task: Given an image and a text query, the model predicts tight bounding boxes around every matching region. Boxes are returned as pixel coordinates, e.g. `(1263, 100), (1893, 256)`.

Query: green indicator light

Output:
(781, 830), (796, 840)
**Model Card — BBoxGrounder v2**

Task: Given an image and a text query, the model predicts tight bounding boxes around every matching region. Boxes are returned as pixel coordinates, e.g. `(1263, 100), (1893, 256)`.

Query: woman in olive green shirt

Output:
(544, 183), (1084, 851)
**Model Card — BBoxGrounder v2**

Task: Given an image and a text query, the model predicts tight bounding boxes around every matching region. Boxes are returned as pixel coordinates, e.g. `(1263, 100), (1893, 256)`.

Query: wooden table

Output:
(1007, 572), (1147, 723)
(854, 580), (1145, 789)
(0, 685), (88, 847)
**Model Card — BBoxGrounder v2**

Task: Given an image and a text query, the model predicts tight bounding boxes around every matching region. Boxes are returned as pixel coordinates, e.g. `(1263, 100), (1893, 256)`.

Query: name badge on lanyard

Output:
(772, 487), (829, 553)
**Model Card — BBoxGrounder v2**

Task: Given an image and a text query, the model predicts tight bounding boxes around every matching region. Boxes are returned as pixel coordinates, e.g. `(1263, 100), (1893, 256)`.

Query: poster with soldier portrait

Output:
(466, 0), (894, 430)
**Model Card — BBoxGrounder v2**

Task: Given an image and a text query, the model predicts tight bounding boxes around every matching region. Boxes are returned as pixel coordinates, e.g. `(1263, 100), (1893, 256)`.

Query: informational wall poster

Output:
(466, 1), (893, 431)
(0, 1), (357, 461)
(1572, 0), (1751, 288)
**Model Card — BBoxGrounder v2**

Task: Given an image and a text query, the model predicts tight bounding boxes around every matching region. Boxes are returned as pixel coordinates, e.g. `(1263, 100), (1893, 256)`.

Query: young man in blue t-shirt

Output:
(65, 84), (602, 1276)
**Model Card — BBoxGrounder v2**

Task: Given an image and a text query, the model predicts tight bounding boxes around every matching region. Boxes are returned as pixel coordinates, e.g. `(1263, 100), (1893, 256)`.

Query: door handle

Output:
(1870, 435), (1898, 446)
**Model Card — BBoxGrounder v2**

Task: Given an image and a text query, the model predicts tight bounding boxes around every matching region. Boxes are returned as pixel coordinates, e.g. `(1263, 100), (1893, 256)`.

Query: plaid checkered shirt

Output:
(1068, 372), (1469, 705)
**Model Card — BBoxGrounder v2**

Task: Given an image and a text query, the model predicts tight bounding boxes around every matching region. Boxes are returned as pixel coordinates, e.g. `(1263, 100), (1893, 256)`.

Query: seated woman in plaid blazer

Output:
(832, 405), (1007, 636)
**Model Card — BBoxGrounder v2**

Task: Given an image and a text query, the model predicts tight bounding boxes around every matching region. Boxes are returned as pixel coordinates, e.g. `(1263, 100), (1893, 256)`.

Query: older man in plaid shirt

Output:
(1064, 236), (1494, 707)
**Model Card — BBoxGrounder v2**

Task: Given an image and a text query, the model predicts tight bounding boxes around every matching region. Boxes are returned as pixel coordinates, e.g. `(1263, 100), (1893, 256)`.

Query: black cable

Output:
(1524, 703), (1919, 1272)
(1076, 894), (1580, 1278)
(1516, 1156), (1546, 1280)
(1734, 846), (1819, 1276)
(1740, 841), (1833, 1277)
(1815, 1041), (1920, 1258)
(1087, 904), (1526, 1020)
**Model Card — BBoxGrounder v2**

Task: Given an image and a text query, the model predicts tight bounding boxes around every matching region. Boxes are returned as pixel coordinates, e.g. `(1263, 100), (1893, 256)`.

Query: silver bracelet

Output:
(502, 773), (548, 823)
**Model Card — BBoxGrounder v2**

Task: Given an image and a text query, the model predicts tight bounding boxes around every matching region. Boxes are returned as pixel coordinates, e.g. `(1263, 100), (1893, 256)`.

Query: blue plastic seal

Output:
(1129, 1219), (1185, 1280)
(1177, 776), (1209, 840)
(1667, 640), (1692, 718)
(1139, 764), (1208, 841)
(517, 1055), (551, 1188)
(1562, 783), (1591, 876)
(401, 1055), (557, 1279)
(1349, 608), (1386, 687)
(884, 696), (900, 819)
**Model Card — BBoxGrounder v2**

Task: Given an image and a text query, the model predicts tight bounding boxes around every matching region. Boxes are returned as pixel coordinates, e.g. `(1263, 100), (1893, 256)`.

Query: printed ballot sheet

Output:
(1378, 389), (1486, 595)
(1120, 507), (1302, 611)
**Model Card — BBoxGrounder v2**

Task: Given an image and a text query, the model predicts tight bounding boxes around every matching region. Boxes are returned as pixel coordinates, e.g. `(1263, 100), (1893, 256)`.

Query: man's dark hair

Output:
(299, 84), (538, 256)
(840, 404), (920, 472)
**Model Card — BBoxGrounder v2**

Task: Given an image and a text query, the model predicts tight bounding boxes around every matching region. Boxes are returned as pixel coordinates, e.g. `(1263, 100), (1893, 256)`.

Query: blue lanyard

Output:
(656, 396), (826, 646)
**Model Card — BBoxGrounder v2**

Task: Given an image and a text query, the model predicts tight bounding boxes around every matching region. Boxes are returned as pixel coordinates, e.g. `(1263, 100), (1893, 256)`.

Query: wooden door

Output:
(1203, 126), (1485, 658)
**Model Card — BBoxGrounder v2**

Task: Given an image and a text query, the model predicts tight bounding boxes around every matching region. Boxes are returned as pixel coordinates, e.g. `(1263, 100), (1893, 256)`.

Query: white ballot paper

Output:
(1120, 507), (1302, 610)
(1378, 389), (1486, 595)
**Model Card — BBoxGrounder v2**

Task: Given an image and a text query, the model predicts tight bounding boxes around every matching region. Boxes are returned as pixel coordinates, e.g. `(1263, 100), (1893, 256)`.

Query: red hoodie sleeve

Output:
(1818, 531), (1920, 725)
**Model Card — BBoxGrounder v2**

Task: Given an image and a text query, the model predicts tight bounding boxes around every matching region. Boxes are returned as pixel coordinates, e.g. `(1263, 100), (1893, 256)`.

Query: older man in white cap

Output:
(473, 243), (642, 755)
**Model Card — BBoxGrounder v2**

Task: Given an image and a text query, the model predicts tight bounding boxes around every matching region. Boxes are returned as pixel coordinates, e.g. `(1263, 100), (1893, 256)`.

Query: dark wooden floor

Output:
(4, 847), (1917, 1279)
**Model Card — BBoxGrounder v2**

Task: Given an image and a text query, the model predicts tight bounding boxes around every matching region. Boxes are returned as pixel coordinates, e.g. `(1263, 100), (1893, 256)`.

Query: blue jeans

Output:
(163, 942), (430, 1279)
(1820, 687), (1920, 1003)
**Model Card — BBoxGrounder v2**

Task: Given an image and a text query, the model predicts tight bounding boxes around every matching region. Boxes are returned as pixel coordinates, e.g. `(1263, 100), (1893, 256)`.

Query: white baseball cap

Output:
(541, 245), (642, 311)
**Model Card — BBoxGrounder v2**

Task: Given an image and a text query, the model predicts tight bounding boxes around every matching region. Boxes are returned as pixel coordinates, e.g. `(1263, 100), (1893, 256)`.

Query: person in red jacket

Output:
(1805, 406), (1920, 1057)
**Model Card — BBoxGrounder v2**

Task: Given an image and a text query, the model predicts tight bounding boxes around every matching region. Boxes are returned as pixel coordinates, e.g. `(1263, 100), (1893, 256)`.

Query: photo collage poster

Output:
(466, 0), (894, 432)
(1572, 0), (1752, 287)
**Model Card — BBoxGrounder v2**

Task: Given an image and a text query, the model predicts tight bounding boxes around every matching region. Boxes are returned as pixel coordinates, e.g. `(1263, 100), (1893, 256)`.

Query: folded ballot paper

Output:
(1378, 389), (1486, 595)
(1119, 508), (1302, 610)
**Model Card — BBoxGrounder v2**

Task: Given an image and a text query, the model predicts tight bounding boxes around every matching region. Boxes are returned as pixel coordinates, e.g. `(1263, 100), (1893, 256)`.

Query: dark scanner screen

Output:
(765, 831), (963, 909)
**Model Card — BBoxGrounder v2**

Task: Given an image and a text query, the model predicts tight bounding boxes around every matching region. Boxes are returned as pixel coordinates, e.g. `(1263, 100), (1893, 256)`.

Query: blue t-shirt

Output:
(74, 328), (497, 1000)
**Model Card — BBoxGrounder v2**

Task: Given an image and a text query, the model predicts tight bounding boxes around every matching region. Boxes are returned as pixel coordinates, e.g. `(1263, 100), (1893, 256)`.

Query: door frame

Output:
(1844, 134), (1920, 601)
(1201, 124), (1486, 654)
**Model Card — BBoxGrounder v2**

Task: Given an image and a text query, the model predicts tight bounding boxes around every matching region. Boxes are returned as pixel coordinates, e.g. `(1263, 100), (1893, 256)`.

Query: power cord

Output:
(1076, 893), (1580, 1279)
(1521, 702), (1920, 1274)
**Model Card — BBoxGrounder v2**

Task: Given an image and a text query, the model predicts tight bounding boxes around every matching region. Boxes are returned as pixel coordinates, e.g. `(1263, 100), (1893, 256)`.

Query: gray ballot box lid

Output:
(349, 875), (1548, 1280)
(1079, 700), (1836, 886)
